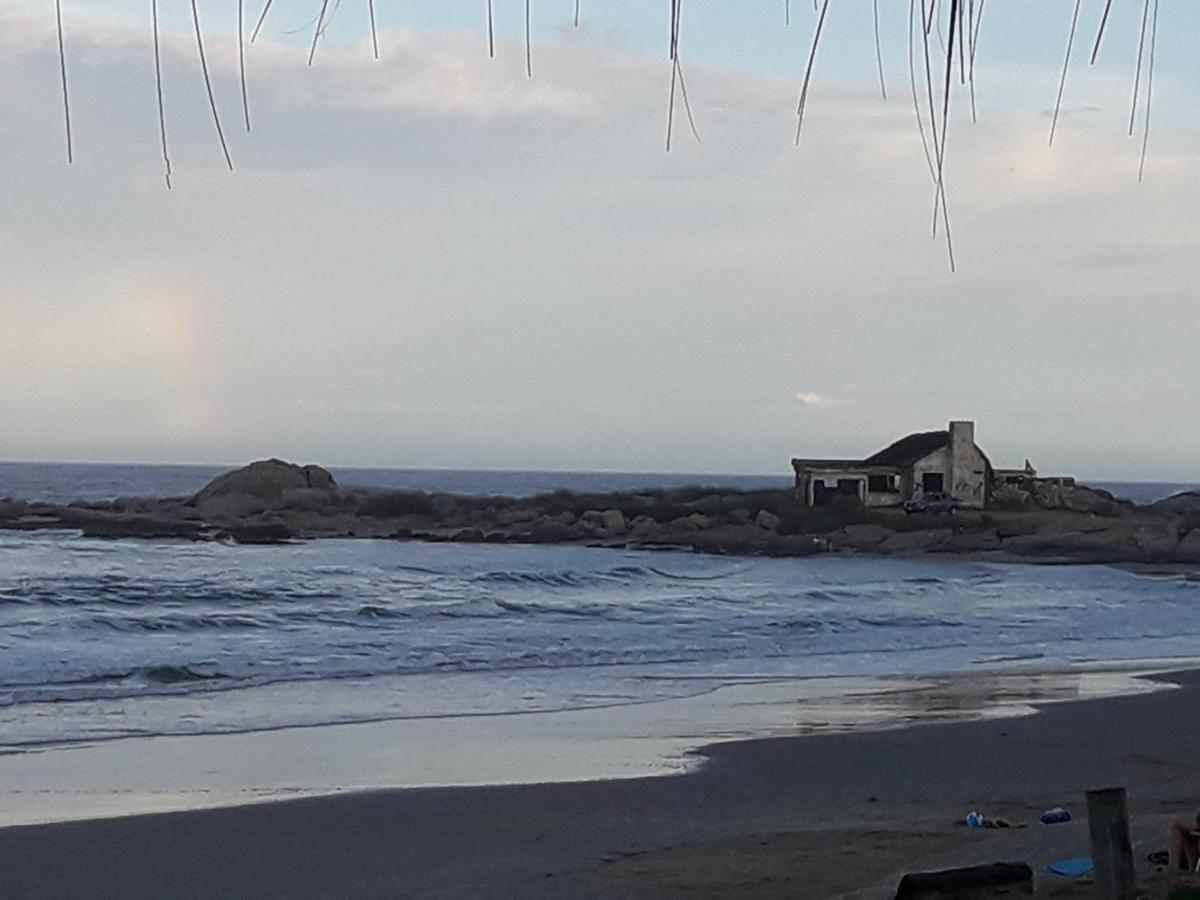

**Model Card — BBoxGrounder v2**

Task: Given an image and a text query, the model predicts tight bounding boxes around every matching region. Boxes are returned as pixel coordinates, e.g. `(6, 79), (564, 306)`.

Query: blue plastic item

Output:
(965, 811), (984, 828)
(1047, 858), (1093, 878)
(1040, 807), (1072, 824)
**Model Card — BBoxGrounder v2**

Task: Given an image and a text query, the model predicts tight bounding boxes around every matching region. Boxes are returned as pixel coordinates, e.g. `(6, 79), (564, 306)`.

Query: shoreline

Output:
(0, 662), (1183, 827)
(5, 668), (1200, 897)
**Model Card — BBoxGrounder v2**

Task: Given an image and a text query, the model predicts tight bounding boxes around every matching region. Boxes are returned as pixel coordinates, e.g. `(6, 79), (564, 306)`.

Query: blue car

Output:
(903, 491), (960, 515)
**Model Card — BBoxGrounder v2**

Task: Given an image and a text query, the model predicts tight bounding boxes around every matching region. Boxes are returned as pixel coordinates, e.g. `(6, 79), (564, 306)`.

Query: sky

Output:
(1, 1), (1198, 480)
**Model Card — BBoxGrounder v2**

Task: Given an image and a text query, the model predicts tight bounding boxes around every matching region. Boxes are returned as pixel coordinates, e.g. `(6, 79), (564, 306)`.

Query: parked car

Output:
(903, 491), (960, 516)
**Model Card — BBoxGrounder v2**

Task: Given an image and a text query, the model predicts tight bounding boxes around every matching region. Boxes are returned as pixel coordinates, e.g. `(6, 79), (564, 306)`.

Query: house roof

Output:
(793, 426), (994, 475)
(863, 430), (950, 467)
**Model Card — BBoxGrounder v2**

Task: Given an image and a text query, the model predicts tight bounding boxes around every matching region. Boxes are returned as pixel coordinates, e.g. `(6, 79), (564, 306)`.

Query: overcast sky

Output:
(2, 2), (1198, 479)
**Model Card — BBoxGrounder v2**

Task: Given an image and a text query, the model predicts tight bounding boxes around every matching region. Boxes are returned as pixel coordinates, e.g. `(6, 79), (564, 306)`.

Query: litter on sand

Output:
(1047, 858), (1093, 878)
(1040, 806), (1072, 824)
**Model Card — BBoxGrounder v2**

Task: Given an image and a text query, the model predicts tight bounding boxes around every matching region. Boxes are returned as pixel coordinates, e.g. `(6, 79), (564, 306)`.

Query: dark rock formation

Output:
(189, 459), (337, 520)
(1154, 491), (1200, 517)
(5, 458), (1200, 568)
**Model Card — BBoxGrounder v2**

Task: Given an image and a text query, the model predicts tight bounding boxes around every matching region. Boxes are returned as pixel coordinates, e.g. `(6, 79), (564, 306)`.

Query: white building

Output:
(791, 420), (992, 509)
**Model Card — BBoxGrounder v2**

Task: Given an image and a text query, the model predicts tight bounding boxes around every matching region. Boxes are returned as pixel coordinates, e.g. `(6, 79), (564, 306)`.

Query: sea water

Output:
(0, 460), (1197, 751)
(1, 463), (1198, 822)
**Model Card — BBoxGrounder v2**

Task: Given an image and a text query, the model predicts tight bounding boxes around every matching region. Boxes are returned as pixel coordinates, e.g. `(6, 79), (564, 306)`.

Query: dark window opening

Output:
(922, 473), (944, 492)
(868, 474), (897, 493)
(813, 479), (863, 506)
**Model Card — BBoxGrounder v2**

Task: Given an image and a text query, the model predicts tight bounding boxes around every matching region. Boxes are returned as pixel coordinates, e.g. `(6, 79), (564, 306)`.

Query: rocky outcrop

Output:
(1032, 482), (1125, 516)
(189, 459), (337, 520)
(8, 459), (1200, 568)
(1154, 491), (1200, 517)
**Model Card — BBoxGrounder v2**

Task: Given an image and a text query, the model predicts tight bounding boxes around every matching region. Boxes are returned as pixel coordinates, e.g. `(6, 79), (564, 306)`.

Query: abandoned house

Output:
(791, 420), (993, 509)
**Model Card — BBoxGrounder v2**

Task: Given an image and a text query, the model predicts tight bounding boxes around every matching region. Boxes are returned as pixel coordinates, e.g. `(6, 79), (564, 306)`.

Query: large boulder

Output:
(837, 523), (892, 549)
(1178, 528), (1200, 563)
(1154, 491), (1200, 517)
(190, 459), (337, 520)
(1033, 483), (1123, 516)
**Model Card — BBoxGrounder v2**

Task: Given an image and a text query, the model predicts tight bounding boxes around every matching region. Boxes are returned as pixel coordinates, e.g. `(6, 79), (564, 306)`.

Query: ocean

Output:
(1, 463), (1198, 755)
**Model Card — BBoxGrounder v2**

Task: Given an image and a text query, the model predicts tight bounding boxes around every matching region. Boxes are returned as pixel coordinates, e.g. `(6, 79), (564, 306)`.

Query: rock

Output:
(452, 528), (486, 542)
(940, 529), (1003, 553)
(878, 528), (953, 553)
(216, 522), (295, 545)
(692, 495), (728, 516)
(302, 465), (336, 491)
(1132, 522), (1180, 561)
(1178, 529), (1200, 563)
(666, 515), (699, 534)
(496, 506), (537, 526)
(1033, 483), (1123, 516)
(0, 515), (63, 531)
(527, 520), (580, 543)
(754, 510), (781, 531)
(278, 488), (335, 513)
(1003, 529), (1130, 562)
(599, 509), (626, 535)
(837, 523), (892, 549)
(990, 483), (1031, 508)
(112, 496), (160, 514)
(191, 459), (337, 519)
(895, 862), (1033, 898)
(576, 509), (626, 536)
(727, 507), (752, 525)
(628, 516), (662, 539)
(993, 515), (1041, 539)
(0, 499), (29, 519)
(1154, 491), (1200, 517)
(667, 513), (712, 534)
(195, 493), (269, 520)
(355, 491), (434, 519)
(79, 515), (207, 541)
(429, 495), (458, 518)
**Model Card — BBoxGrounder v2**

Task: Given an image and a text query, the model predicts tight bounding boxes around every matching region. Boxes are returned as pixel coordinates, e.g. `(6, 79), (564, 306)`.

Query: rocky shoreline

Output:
(3, 458), (1200, 567)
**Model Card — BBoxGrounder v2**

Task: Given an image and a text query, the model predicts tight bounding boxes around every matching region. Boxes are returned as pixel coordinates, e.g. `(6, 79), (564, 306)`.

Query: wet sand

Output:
(4, 669), (1200, 898)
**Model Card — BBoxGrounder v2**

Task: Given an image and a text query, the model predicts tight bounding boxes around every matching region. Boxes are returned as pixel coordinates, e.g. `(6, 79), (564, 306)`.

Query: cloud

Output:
(1, 12), (1198, 478)
(795, 392), (830, 407)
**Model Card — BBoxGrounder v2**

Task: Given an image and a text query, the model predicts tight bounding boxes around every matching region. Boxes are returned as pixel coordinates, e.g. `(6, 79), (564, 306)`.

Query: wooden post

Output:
(1087, 787), (1136, 900)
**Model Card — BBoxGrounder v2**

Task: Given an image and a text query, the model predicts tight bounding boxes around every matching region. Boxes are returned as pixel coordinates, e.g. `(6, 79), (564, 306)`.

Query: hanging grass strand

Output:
(873, 0), (887, 100)
(251, 0), (274, 43)
(152, 0), (172, 189)
(666, 0), (680, 151)
(1090, 0), (1113, 65)
(1138, 0), (1158, 182)
(1129, 0), (1150, 136)
(368, 0), (379, 60)
(486, 0), (494, 58)
(794, 0), (830, 146)
(967, 0), (983, 122)
(190, 0), (234, 171)
(935, 0), (958, 271)
(238, 0), (252, 131)
(1048, 0), (1081, 147)
(908, 0), (937, 184)
(55, 0), (73, 164)
(309, 0), (331, 66)
(525, 0), (532, 77)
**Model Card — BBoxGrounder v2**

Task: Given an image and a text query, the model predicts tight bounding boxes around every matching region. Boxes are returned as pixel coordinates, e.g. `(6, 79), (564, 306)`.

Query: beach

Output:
(4, 667), (1200, 898)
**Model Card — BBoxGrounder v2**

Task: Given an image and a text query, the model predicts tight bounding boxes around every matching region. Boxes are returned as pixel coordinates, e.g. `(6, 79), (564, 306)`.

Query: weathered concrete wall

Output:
(950, 421), (988, 509)
(802, 470), (905, 508)
(911, 447), (950, 496)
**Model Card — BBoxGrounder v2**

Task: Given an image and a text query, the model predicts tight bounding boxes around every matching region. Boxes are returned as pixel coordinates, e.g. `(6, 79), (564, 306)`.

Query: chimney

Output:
(949, 420), (975, 450)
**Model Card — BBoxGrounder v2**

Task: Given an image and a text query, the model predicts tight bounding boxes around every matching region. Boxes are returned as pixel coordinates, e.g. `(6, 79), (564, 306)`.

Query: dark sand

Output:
(5, 670), (1200, 899)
